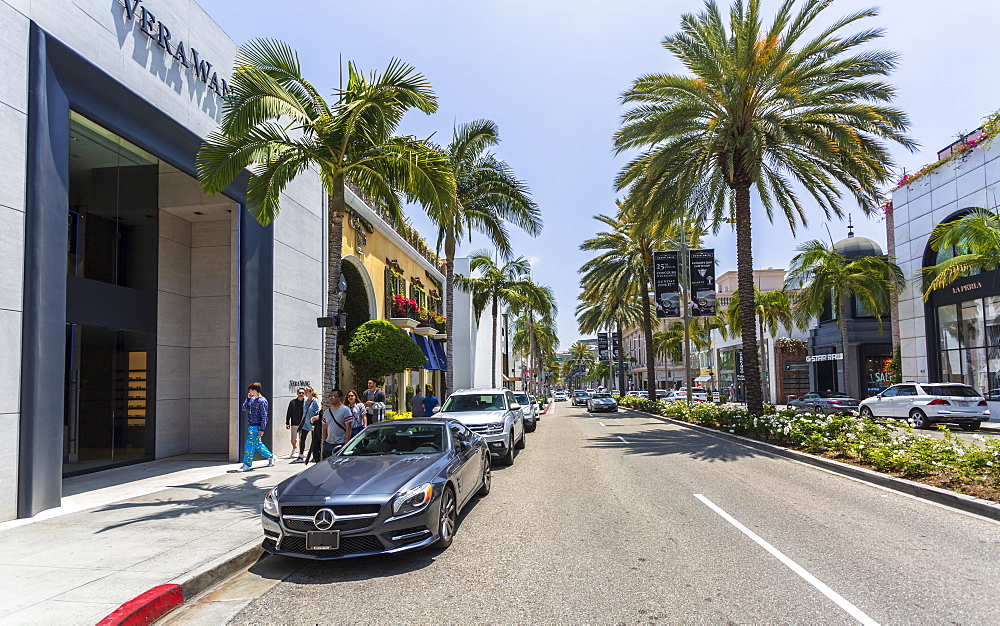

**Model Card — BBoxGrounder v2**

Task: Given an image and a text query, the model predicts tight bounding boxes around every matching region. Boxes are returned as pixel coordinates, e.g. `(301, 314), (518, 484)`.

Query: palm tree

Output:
(567, 341), (596, 389)
(456, 252), (542, 386)
(725, 287), (796, 403)
(510, 285), (558, 394)
(576, 298), (643, 397)
(614, 0), (914, 414)
(787, 240), (904, 398)
(920, 208), (1000, 299)
(579, 209), (665, 400)
(430, 120), (542, 395)
(197, 39), (454, 395)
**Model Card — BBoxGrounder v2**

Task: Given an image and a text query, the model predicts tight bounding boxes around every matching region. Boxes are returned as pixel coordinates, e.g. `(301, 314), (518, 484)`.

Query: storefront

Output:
(3, 0), (325, 520)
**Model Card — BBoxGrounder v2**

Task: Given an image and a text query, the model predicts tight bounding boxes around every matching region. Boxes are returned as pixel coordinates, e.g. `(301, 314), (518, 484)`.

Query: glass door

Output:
(64, 324), (152, 475)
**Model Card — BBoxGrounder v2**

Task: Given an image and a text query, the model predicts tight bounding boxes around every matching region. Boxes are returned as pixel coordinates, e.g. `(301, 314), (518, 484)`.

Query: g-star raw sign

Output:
(121, 0), (230, 99)
(805, 353), (844, 362)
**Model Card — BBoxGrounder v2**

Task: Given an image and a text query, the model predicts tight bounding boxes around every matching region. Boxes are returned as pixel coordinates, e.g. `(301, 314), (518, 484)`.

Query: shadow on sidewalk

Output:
(93, 473), (271, 533)
(583, 427), (766, 463)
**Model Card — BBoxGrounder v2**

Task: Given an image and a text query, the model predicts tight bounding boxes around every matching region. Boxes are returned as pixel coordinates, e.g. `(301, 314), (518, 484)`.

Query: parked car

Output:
(587, 392), (619, 412)
(787, 391), (860, 415)
(675, 387), (709, 402)
(553, 392), (568, 402)
(661, 390), (705, 403)
(261, 419), (490, 560)
(858, 382), (990, 430)
(572, 391), (590, 406)
(513, 392), (538, 432)
(435, 388), (526, 464)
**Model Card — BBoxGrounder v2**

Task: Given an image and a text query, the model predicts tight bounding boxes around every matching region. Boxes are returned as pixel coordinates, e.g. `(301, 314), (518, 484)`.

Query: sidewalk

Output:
(0, 454), (304, 625)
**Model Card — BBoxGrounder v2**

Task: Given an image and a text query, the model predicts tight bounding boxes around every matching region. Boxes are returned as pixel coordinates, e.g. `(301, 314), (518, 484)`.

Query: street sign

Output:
(653, 250), (680, 319)
(611, 331), (621, 360)
(689, 249), (716, 317)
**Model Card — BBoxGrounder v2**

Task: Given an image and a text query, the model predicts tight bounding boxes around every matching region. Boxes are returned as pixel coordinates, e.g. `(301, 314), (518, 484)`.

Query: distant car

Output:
(675, 388), (708, 402)
(436, 388), (526, 465)
(260, 418), (490, 560)
(587, 392), (618, 413)
(572, 391), (590, 406)
(661, 390), (704, 403)
(513, 392), (537, 432)
(554, 392), (568, 402)
(986, 389), (1000, 401)
(788, 391), (860, 415)
(859, 382), (990, 430)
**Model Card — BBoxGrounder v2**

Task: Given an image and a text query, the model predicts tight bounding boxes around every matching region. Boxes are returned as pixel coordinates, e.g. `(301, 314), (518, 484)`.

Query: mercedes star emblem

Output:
(313, 508), (336, 530)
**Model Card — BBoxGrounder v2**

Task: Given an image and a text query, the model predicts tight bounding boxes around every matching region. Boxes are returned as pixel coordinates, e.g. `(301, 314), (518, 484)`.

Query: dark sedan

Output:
(261, 419), (490, 560)
(787, 391), (860, 415)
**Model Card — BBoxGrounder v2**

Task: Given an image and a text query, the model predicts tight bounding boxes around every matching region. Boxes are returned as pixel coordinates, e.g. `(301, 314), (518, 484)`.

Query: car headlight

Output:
(486, 422), (505, 434)
(393, 483), (434, 517)
(263, 488), (279, 516)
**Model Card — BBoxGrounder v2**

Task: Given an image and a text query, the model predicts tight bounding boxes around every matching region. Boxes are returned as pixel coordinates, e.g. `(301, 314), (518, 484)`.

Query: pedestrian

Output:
(362, 378), (387, 423)
(237, 382), (274, 472)
(345, 389), (366, 435)
(321, 389), (355, 459)
(285, 387), (305, 458)
(421, 385), (439, 417)
(410, 385), (425, 418)
(297, 386), (322, 464)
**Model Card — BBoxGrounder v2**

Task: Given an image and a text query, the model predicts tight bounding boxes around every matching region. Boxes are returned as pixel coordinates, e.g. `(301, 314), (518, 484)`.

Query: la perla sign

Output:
(121, 0), (230, 99)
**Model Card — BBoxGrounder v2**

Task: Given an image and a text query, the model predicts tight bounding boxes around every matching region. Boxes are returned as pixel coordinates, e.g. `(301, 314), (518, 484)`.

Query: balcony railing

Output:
(346, 182), (439, 267)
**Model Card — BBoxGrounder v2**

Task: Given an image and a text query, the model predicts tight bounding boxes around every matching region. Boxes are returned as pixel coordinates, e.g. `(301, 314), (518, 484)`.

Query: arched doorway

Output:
(339, 256), (375, 389)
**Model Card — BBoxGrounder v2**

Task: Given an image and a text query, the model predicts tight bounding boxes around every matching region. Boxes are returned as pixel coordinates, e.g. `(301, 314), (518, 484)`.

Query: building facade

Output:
(0, 0), (467, 521)
(892, 118), (1000, 393)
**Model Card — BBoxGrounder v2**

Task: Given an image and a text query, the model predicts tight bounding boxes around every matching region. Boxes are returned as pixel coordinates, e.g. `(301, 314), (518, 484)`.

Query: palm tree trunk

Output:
(528, 316), (536, 395)
(641, 278), (657, 400)
(839, 295), (853, 398)
(734, 182), (763, 415)
(491, 296), (499, 387)
(324, 177), (346, 395)
(445, 250), (455, 398)
(885, 203), (901, 382)
(616, 321), (626, 397)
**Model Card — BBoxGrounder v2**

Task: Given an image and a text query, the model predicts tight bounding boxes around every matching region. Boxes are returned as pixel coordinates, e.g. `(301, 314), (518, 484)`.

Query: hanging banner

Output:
(735, 349), (746, 382)
(597, 333), (610, 362)
(611, 331), (621, 361)
(689, 249), (716, 317)
(653, 250), (680, 319)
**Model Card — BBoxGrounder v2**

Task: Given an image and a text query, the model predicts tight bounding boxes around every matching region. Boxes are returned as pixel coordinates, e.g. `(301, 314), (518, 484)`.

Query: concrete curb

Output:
(623, 408), (1000, 523)
(96, 539), (264, 625)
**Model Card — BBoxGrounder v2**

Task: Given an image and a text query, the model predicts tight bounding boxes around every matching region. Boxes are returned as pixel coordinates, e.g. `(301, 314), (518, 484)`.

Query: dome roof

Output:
(833, 236), (883, 261)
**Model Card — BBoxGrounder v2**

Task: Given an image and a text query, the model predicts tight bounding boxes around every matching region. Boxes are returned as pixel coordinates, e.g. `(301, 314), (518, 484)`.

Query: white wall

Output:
(0, 0), (28, 521)
(451, 258), (476, 392)
(892, 138), (1000, 382)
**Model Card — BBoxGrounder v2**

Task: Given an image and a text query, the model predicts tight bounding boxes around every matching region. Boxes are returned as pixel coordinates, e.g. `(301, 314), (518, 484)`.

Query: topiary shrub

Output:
(344, 320), (427, 383)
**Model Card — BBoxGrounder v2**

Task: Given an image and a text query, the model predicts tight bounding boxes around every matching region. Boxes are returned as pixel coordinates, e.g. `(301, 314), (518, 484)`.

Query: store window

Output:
(936, 296), (1000, 393)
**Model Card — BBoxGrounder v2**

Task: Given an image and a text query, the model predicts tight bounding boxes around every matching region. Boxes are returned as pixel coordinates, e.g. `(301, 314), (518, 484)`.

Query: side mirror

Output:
(432, 406), (441, 414)
(510, 403), (521, 411)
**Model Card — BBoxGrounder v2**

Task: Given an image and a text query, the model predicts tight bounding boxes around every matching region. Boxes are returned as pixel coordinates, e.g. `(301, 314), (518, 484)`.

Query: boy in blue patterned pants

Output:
(239, 382), (275, 471)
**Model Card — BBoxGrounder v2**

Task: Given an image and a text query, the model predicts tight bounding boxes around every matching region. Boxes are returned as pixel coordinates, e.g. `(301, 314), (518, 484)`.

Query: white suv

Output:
(436, 388), (526, 465)
(859, 382), (990, 430)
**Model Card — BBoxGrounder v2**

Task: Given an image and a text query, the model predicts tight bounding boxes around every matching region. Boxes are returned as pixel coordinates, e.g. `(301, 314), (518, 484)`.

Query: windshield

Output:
(340, 424), (446, 456)
(574, 392), (588, 397)
(593, 393), (613, 399)
(441, 394), (506, 412)
(922, 385), (981, 398)
(514, 394), (531, 404)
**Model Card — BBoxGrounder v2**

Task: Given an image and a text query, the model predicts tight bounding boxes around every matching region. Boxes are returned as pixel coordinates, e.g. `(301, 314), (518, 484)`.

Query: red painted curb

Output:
(96, 584), (183, 626)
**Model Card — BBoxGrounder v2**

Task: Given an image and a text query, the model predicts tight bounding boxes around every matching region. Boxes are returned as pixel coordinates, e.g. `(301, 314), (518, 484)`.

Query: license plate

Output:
(306, 531), (340, 550)
(958, 401), (969, 407)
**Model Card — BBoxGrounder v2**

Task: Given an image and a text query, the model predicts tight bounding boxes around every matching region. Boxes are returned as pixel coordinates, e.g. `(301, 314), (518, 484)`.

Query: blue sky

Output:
(199, 0), (1000, 348)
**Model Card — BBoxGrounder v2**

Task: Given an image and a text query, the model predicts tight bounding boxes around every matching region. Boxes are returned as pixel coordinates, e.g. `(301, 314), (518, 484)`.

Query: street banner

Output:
(597, 333), (610, 362)
(735, 349), (746, 382)
(611, 331), (621, 361)
(689, 249), (716, 317)
(653, 250), (680, 319)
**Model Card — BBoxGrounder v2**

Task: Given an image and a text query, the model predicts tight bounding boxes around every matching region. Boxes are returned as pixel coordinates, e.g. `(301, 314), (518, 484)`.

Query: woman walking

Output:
(345, 389), (366, 435)
(238, 382), (274, 472)
(295, 386), (321, 464)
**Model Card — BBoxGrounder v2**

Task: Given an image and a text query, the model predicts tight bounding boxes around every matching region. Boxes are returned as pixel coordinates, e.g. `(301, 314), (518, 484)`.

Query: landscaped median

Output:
(617, 396), (1000, 504)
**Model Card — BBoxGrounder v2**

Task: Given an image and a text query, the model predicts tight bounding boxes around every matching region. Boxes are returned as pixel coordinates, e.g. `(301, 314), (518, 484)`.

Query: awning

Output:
(694, 374), (712, 382)
(411, 333), (439, 370)
(431, 339), (447, 372)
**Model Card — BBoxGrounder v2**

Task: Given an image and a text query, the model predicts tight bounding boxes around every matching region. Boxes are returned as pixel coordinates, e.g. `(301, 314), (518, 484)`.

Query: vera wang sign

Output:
(121, 0), (230, 99)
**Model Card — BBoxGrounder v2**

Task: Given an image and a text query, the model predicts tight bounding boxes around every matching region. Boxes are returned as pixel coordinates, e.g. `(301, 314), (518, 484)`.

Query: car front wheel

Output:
(908, 409), (931, 429)
(434, 486), (457, 549)
(497, 435), (514, 466)
(515, 428), (526, 449)
(859, 406), (875, 420)
(476, 459), (491, 496)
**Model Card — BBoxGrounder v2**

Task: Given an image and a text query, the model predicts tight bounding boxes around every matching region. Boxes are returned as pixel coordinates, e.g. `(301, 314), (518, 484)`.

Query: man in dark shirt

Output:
(285, 388), (305, 458)
(362, 378), (387, 423)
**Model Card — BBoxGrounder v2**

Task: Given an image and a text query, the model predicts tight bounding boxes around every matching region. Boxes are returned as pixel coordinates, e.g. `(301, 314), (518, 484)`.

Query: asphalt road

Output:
(191, 404), (1000, 624)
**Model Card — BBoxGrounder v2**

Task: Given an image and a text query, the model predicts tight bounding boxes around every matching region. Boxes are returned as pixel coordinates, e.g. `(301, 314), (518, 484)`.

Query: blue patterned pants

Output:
(244, 425), (272, 465)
